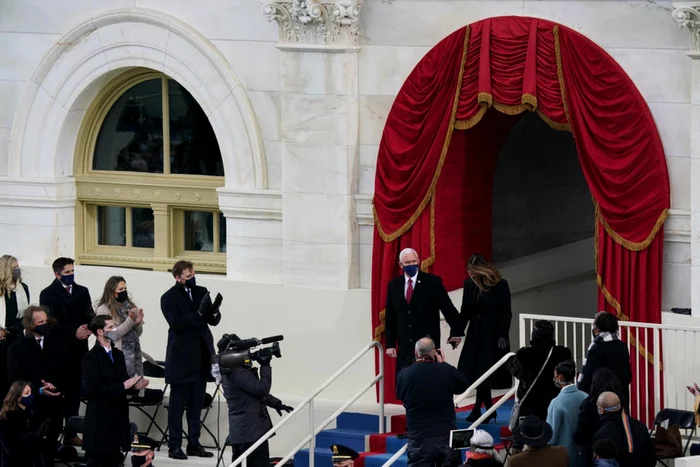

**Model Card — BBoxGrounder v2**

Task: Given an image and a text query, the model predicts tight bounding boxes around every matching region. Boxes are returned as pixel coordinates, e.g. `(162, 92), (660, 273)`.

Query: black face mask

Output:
(131, 454), (150, 467)
(116, 291), (129, 303)
(34, 324), (50, 336)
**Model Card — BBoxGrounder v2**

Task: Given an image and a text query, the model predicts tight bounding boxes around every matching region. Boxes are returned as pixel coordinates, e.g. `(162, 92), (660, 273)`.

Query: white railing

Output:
(229, 341), (385, 467)
(520, 313), (700, 427)
(381, 354), (517, 467)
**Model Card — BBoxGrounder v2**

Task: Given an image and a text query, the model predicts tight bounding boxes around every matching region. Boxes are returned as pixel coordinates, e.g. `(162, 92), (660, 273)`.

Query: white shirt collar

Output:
(404, 271), (419, 284)
(101, 343), (112, 353)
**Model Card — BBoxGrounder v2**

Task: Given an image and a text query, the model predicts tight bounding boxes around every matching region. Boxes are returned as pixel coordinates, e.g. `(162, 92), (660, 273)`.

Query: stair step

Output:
(315, 428), (371, 451)
(363, 452), (408, 467)
(385, 435), (407, 453)
(295, 448), (334, 467)
(337, 412), (384, 432)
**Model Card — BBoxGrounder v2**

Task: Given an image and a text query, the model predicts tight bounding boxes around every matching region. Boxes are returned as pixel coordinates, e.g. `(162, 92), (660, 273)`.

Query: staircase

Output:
(294, 398), (515, 467)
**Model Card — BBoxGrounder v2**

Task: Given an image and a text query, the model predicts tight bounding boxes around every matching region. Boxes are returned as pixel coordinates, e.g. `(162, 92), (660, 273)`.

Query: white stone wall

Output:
(0, 0), (696, 409)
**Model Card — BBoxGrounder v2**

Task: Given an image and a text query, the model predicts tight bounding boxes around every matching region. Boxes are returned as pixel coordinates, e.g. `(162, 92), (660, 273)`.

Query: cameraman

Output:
(221, 338), (293, 467)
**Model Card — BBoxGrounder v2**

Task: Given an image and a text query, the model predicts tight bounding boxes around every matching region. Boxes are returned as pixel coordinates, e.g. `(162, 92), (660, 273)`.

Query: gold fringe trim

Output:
(521, 93), (538, 111)
(536, 109), (571, 132)
(454, 105), (489, 130)
(553, 26), (571, 123)
(374, 26), (471, 243)
(373, 309), (385, 342)
(478, 92), (493, 106)
(598, 207), (669, 251)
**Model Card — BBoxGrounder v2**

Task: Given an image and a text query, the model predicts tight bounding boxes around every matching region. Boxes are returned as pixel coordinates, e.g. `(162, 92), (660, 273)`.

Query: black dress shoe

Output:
(466, 410), (481, 423)
(168, 447), (188, 460)
(187, 445), (214, 458)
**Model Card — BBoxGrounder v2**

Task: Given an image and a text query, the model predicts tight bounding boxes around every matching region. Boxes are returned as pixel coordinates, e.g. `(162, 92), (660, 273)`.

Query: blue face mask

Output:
(403, 265), (419, 277)
(21, 394), (34, 408)
(185, 276), (196, 289)
(60, 274), (75, 286)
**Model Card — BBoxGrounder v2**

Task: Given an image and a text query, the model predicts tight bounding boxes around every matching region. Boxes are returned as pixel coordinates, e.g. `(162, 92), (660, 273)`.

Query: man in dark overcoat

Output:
(384, 248), (463, 378)
(39, 257), (94, 446)
(161, 260), (221, 460)
(82, 315), (148, 466)
(220, 338), (293, 467)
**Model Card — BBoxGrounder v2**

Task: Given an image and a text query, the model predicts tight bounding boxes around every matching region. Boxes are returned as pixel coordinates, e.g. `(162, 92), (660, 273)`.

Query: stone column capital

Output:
(261, 0), (363, 52)
(673, 2), (700, 55)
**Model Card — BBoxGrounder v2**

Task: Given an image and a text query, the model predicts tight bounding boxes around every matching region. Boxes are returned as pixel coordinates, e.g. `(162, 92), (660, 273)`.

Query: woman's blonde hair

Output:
(96, 276), (134, 322)
(0, 255), (18, 297)
(467, 254), (502, 292)
(0, 380), (30, 420)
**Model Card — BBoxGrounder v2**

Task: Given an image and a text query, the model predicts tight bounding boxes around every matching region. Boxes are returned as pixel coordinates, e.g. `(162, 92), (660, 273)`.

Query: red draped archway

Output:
(371, 16), (670, 423)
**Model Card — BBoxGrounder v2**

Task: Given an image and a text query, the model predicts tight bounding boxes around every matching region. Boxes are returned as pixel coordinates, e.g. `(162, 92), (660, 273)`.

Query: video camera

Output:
(215, 334), (284, 371)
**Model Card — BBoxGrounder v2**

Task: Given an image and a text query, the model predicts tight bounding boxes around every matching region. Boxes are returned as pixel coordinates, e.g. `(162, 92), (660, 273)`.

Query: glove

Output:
(498, 337), (508, 350)
(198, 293), (212, 316)
(255, 351), (272, 366)
(211, 293), (223, 314)
(275, 402), (293, 417)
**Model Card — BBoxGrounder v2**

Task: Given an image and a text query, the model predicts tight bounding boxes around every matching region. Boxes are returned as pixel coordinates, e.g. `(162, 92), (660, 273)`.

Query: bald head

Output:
(415, 338), (436, 358)
(597, 391), (621, 414)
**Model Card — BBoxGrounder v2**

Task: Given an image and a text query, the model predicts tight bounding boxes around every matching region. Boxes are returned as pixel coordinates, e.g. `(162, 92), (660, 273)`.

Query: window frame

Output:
(74, 68), (226, 273)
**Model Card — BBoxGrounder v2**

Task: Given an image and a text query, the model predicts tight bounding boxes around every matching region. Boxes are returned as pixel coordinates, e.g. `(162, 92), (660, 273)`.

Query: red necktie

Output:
(406, 278), (413, 304)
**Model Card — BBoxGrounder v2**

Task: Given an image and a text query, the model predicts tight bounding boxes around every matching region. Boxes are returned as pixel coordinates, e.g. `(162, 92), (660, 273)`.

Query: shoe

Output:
(466, 410), (481, 423)
(484, 411), (497, 423)
(64, 436), (82, 447)
(168, 447), (188, 460)
(187, 445), (214, 458)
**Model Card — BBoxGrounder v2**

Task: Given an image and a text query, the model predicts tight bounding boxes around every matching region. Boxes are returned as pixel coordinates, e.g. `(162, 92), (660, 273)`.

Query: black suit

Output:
(8, 335), (66, 466)
(593, 412), (655, 467)
(160, 282), (220, 450)
(222, 365), (283, 467)
(82, 342), (132, 466)
(385, 271), (462, 376)
(39, 279), (94, 434)
(578, 339), (632, 406)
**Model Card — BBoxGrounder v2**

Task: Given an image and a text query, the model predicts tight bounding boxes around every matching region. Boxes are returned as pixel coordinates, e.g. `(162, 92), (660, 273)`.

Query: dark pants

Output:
(396, 353), (416, 380)
(36, 396), (64, 466)
(86, 451), (124, 467)
(168, 373), (206, 449)
(406, 435), (461, 467)
(471, 387), (493, 413)
(232, 440), (270, 467)
(63, 361), (82, 440)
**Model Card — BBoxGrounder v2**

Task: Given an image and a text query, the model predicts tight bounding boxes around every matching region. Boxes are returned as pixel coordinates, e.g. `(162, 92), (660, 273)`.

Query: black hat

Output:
(131, 434), (159, 452)
(513, 416), (553, 447)
(331, 444), (359, 463)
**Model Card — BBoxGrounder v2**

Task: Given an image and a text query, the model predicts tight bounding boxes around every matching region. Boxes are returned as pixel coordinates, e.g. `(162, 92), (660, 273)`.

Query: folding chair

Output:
(129, 356), (168, 443)
(499, 426), (513, 463)
(651, 408), (697, 466)
(160, 382), (222, 450)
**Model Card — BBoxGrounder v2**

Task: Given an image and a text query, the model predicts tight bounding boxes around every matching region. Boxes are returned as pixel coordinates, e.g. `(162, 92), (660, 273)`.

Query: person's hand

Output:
(436, 349), (445, 363)
(134, 309), (144, 326)
(447, 337), (462, 348)
(274, 402), (293, 417)
(76, 324), (90, 340)
(386, 348), (397, 358)
(212, 293), (223, 314)
(128, 308), (139, 321)
(41, 380), (61, 396)
(135, 377), (150, 390)
(124, 375), (141, 390)
(198, 293), (212, 316)
(498, 337), (509, 350)
(255, 351), (272, 366)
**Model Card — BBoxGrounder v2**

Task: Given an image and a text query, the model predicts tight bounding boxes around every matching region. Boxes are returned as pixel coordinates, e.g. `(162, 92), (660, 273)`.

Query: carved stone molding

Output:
(673, 3), (700, 55)
(261, 0), (363, 52)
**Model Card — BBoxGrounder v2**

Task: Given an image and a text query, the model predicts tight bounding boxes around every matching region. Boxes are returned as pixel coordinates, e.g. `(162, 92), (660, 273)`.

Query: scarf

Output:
(577, 331), (619, 385)
(467, 452), (493, 460)
(621, 409), (634, 453)
(0, 280), (29, 324)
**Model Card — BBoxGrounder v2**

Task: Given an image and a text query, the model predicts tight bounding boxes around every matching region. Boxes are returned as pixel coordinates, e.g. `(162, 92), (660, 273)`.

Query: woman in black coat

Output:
(458, 255), (512, 423)
(0, 380), (45, 467)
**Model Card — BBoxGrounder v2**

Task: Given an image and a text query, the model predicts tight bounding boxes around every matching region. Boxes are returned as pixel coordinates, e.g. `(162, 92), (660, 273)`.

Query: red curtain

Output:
(372, 16), (670, 409)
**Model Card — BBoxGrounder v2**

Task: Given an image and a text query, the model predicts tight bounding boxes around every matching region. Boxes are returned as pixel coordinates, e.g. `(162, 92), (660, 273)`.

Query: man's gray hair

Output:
(415, 337), (435, 356)
(399, 248), (418, 263)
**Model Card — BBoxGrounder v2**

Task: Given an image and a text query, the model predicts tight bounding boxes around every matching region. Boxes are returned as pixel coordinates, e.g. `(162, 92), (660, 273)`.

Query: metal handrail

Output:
(229, 340), (385, 467)
(381, 352), (518, 467)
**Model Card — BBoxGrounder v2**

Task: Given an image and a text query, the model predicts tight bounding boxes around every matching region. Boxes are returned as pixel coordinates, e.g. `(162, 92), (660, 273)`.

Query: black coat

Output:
(507, 344), (572, 421)
(385, 272), (462, 359)
(465, 458), (503, 467)
(39, 279), (94, 363)
(81, 342), (132, 453)
(160, 283), (221, 384)
(458, 279), (512, 389)
(396, 360), (469, 438)
(3, 282), (30, 339)
(222, 365), (282, 444)
(8, 334), (66, 393)
(0, 408), (43, 467)
(578, 339), (631, 405)
(593, 412), (655, 467)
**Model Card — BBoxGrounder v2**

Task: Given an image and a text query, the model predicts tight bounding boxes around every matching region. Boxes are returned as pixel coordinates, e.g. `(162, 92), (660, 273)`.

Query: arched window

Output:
(75, 69), (226, 273)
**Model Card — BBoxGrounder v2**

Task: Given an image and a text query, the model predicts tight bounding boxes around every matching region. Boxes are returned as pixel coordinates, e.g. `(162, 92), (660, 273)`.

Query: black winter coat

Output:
(160, 283), (221, 384)
(507, 343), (572, 420)
(39, 279), (94, 364)
(0, 408), (44, 467)
(458, 279), (512, 389)
(593, 412), (655, 467)
(385, 272), (462, 365)
(578, 339), (631, 407)
(81, 343), (133, 453)
(222, 365), (282, 444)
(8, 335), (66, 393)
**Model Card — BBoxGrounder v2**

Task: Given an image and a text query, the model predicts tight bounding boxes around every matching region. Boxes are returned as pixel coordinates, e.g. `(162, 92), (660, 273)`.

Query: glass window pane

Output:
(97, 206), (126, 246)
(219, 212), (227, 253)
(184, 211), (214, 252)
(93, 79), (164, 173)
(132, 208), (155, 248)
(168, 80), (224, 176)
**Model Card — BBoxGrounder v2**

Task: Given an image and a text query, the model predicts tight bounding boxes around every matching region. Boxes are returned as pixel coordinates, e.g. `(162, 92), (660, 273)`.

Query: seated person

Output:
(592, 439), (619, 467)
(509, 416), (568, 467)
(330, 444), (359, 467)
(129, 433), (159, 467)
